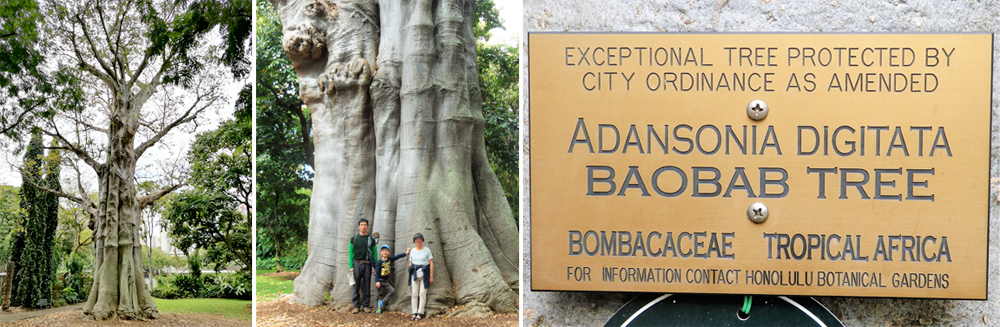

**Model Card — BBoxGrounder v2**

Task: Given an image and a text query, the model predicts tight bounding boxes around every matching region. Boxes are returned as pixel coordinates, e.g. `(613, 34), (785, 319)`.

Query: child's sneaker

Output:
(377, 300), (383, 314)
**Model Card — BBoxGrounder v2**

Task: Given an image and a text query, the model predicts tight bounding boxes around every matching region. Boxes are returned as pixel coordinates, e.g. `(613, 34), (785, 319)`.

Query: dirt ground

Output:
(261, 271), (299, 279)
(256, 299), (519, 327)
(1, 310), (249, 326)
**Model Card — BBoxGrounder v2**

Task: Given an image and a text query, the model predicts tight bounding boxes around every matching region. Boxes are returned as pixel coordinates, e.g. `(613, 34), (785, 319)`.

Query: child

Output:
(373, 244), (406, 313)
(407, 233), (433, 321)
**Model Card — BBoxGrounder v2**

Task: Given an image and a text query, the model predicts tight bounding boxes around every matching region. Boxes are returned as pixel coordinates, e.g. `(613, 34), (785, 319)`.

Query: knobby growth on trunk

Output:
(271, 0), (519, 316)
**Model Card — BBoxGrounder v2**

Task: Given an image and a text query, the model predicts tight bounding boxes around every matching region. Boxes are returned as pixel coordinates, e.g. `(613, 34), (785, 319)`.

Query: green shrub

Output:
(256, 257), (277, 270)
(188, 255), (202, 279)
(257, 241), (308, 271)
(151, 275), (182, 299)
(279, 243), (308, 270)
(151, 272), (250, 300)
(51, 277), (66, 306)
(61, 254), (90, 304)
(62, 286), (79, 303)
(216, 273), (251, 300)
(173, 274), (203, 298)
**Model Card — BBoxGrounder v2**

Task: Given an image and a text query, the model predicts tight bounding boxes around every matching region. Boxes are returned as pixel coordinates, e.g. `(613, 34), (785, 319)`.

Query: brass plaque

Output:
(528, 33), (991, 299)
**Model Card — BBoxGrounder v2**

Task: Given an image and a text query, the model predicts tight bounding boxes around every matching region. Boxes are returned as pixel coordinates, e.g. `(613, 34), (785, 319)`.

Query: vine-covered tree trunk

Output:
(14, 133), (46, 308)
(41, 144), (61, 305)
(82, 93), (157, 320)
(7, 222), (24, 307)
(272, 0), (518, 316)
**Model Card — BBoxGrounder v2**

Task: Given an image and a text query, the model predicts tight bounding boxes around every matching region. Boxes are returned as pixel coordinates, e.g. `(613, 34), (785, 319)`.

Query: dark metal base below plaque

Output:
(604, 293), (844, 327)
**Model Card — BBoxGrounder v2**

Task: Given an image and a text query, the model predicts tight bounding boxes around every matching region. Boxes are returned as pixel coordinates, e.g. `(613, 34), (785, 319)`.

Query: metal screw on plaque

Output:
(747, 202), (768, 223)
(747, 100), (768, 120)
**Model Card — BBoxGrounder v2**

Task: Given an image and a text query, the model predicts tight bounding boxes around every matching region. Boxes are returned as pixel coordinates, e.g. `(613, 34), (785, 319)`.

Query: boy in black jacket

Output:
(373, 244), (407, 313)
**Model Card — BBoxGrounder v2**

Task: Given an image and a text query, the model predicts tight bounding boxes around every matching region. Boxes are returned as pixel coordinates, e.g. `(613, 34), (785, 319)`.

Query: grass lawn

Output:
(153, 297), (252, 320)
(256, 269), (298, 302)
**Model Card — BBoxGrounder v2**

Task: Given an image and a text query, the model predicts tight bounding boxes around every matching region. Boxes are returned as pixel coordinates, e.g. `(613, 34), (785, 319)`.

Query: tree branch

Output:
(41, 126), (103, 171)
(0, 101), (44, 136)
(67, 22), (115, 89)
(70, 161), (99, 219)
(73, 12), (117, 84)
(21, 169), (86, 207)
(138, 184), (183, 208)
(260, 82), (313, 167)
(134, 93), (210, 157)
(65, 113), (109, 134)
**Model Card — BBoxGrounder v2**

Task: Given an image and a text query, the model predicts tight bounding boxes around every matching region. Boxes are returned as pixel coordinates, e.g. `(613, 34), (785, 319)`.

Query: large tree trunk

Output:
(272, 0), (518, 317)
(82, 92), (158, 320)
(276, 0), (379, 308)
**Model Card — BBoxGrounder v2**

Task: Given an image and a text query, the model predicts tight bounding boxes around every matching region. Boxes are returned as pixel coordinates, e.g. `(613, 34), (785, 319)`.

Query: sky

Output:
(491, 0), (522, 46)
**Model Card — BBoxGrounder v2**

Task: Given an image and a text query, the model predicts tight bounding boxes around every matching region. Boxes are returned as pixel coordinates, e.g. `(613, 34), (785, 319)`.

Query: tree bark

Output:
(81, 91), (158, 320)
(274, 0), (379, 308)
(271, 0), (518, 316)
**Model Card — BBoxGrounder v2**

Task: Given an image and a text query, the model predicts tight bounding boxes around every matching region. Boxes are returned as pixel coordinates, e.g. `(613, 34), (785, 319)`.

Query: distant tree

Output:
(0, 186), (21, 262)
(12, 132), (54, 308)
(164, 111), (252, 272)
(477, 44), (519, 220)
(165, 189), (250, 271)
(254, 0), (311, 272)
(55, 201), (94, 259)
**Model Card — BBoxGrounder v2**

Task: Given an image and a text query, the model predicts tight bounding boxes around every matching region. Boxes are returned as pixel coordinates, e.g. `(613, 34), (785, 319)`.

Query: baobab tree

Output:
(270, 0), (519, 316)
(21, 0), (245, 320)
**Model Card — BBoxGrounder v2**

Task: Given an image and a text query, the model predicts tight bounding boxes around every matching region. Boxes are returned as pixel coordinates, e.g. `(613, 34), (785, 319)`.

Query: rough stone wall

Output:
(521, 0), (1000, 325)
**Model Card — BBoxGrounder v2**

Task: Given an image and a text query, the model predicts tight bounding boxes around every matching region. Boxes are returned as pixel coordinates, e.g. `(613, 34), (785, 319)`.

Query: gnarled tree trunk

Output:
(81, 93), (158, 321)
(272, 0), (519, 317)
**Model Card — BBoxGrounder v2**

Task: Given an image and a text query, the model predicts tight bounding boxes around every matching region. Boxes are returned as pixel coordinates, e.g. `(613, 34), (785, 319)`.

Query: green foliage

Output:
(151, 275), (181, 299)
(173, 274), (203, 298)
(13, 132), (59, 308)
(166, 188), (251, 270)
(473, 0), (503, 41)
(188, 117), (252, 217)
(152, 272), (250, 300)
(165, 189), (250, 271)
(178, 0), (252, 79)
(0, 0), (60, 143)
(50, 275), (66, 307)
(255, 240), (307, 271)
(254, 0), (312, 271)
(60, 252), (91, 304)
(40, 141), (60, 299)
(474, 2), (519, 220)
(164, 105), (252, 272)
(203, 272), (251, 300)
(0, 0), (86, 145)
(135, 0), (251, 86)
(142, 246), (184, 271)
(188, 251), (202, 279)
(0, 185), (21, 264)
